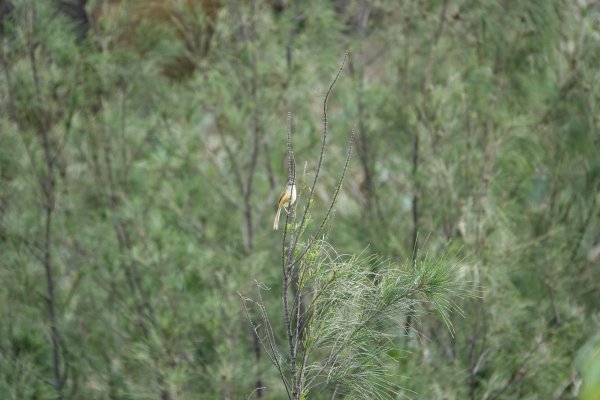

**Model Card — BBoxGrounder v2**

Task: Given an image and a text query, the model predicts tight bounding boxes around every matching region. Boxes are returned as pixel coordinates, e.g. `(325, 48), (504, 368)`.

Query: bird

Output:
(273, 179), (297, 230)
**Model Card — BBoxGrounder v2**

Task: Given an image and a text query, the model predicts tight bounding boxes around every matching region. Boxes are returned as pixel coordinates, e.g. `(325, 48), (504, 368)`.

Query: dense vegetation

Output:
(1, 1), (599, 399)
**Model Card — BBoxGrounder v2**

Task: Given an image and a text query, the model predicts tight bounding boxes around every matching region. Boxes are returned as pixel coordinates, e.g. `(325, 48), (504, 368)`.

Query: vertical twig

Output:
(410, 131), (419, 262)
(252, 326), (263, 398)
(243, 2), (264, 395)
(290, 54), (348, 267)
(292, 53), (347, 245)
(26, 6), (65, 399)
(280, 112), (300, 399)
(242, 0), (261, 252)
(351, 3), (376, 218)
(407, 0), (449, 335)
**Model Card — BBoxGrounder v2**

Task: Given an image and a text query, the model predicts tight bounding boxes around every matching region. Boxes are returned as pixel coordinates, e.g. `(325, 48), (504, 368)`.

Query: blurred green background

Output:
(0, 0), (599, 399)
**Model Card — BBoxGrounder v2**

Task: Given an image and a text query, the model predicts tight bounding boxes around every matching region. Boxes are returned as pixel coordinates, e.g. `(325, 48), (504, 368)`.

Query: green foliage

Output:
(0, 0), (599, 399)
(577, 334), (600, 400)
(299, 246), (463, 399)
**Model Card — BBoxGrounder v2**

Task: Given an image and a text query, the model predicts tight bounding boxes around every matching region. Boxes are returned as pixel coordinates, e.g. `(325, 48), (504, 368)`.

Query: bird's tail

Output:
(273, 207), (282, 230)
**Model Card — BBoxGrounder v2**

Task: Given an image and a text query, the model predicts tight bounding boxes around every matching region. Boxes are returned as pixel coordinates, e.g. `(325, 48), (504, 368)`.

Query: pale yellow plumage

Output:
(273, 180), (297, 230)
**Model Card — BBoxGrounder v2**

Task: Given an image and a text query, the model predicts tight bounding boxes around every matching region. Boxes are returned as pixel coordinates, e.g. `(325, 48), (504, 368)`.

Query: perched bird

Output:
(273, 179), (297, 230)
